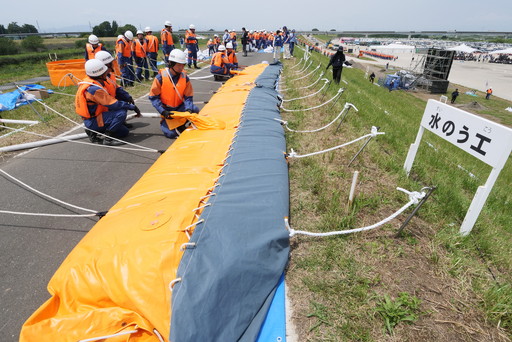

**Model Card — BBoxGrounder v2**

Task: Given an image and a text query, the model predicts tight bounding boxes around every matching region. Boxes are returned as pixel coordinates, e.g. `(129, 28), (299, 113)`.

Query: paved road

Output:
(0, 51), (273, 340)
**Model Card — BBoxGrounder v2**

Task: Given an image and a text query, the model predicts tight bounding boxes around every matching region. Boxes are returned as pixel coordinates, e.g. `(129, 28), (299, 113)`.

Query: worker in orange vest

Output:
(75, 59), (141, 145)
(95, 50), (137, 129)
(486, 88), (493, 100)
(229, 29), (237, 51)
(207, 39), (215, 56)
(226, 42), (238, 69)
(213, 34), (221, 51)
(85, 34), (107, 60)
(116, 31), (135, 87)
(210, 45), (235, 79)
(149, 49), (199, 139)
(133, 30), (149, 82)
(161, 21), (175, 63)
(185, 24), (200, 69)
(145, 27), (159, 77)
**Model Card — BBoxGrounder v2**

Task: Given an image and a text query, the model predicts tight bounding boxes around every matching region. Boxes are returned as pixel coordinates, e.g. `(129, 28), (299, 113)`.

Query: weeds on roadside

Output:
(375, 292), (422, 334)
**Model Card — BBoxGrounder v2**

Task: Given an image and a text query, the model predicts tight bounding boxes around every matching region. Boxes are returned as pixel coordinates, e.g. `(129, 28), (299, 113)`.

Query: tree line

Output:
(0, 22), (38, 34)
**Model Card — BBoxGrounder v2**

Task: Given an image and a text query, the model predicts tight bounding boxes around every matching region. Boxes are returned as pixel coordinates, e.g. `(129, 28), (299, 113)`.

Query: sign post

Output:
(404, 99), (512, 235)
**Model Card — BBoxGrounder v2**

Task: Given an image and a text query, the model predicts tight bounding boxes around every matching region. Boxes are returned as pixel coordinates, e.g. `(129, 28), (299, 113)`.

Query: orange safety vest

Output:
(119, 37), (132, 58)
(160, 69), (188, 108)
(133, 38), (147, 58)
(230, 32), (236, 41)
(75, 77), (109, 126)
(211, 52), (227, 67)
(104, 73), (118, 97)
(214, 37), (221, 45)
(86, 43), (103, 60)
(161, 29), (174, 45)
(146, 34), (159, 53)
(115, 38), (123, 55)
(185, 30), (197, 44)
(159, 68), (189, 129)
(227, 51), (237, 65)
(254, 33), (260, 40)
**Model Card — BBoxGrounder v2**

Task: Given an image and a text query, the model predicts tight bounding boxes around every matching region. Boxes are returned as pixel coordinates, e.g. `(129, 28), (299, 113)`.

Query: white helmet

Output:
(145, 26), (151, 32)
(85, 59), (108, 77)
(218, 44), (226, 51)
(165, 21), (172, 26)
(189, 24), (195, 29)
(117, 35), (124, 39)
(168, 49), (187, 64)
(88, 34), (99, 44)
(136, 30), (143, 35)
(95, 50), (114, 65)
(226, 42), (233, 49)
(214, 34), (218, 37)
(124, 30), (133, 40)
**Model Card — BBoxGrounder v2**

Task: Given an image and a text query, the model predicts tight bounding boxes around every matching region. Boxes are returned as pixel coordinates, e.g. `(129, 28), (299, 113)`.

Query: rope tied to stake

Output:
(275, 102), (358, 133)
(286, 187), (427, 238)
(286, 126), (384, 159)
(280, 88), (343, 112)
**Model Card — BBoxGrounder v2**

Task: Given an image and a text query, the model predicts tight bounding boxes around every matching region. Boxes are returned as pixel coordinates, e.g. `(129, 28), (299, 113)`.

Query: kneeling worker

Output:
(226, 42), (239, 69)
(75, 59), (141, 145)
(210, 45), (234, 78)
(149, 49), (199, 139)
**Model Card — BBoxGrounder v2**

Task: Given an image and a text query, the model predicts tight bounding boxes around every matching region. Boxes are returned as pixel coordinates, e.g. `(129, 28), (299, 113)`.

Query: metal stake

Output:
(334, 107), (352, 133)
(395, 186), (436, 237)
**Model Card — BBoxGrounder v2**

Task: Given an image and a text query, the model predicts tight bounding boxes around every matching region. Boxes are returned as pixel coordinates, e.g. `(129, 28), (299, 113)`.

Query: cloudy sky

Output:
(2, 0), (511, 33)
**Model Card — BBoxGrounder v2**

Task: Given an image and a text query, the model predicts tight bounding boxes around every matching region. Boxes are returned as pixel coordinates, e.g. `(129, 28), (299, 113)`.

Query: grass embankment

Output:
(282, 48), (511, 341)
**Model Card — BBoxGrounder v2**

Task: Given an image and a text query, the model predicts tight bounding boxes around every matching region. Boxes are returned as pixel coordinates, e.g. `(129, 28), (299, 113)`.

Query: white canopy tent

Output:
(447, 44), (478, 53)
(368, 42), (416, 54)
(489, 47), (512, 55)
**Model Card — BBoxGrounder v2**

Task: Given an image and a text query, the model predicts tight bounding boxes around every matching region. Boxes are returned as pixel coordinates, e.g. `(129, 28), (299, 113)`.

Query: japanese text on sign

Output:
(421, 100), (512, 168)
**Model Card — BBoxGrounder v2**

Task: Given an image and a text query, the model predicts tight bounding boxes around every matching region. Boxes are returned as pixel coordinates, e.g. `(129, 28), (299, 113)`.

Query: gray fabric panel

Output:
(170, 63), (289, 342)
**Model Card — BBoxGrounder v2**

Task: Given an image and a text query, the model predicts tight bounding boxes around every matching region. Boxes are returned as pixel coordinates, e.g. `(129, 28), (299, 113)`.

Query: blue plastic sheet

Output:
(0, 85), (52, 112)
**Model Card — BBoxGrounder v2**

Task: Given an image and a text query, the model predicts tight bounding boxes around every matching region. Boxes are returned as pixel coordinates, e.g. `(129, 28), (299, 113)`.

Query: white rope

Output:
(276, 102), (358, 133)
(0, 210), (97, 218)
(280, 88), (343, 112)
(0, 122), (39, 139)
(190, 74), (214, 80)
(280, 71), (326, 92)
(0, 125), (159, 153)
(296, 59), (313, 74)
(289, 64), (321, 82)
(57, 73), (81, 89)
(280, 79), (330, 102)
(289, 57), (305, 70)
(0, 169), (97, 213)
(287, 126), (384, 158)
(286, 188), (426, 237)
(78, 329), (139, 342)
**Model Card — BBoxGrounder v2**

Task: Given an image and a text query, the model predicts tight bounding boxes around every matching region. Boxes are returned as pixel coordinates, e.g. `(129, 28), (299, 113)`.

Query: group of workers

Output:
(78, 23), (299, 146)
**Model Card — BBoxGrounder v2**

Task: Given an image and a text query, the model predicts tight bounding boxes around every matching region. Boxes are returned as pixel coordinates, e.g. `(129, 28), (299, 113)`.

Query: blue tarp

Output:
(0, 85), (52, 112)
(171, 63), (289, 341)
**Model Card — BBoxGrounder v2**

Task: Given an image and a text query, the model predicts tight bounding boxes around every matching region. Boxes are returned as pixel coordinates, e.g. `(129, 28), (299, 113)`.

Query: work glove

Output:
(186, 109), (194, 114)
(133, 106), (142, 117)
(162, 110), (173, 119)
(128, 97), (135, 105)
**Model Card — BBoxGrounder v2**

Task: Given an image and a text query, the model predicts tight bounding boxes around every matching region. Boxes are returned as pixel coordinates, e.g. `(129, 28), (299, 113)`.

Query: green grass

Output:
(375, 292), (422, 334)
(284, 45), (512, 340)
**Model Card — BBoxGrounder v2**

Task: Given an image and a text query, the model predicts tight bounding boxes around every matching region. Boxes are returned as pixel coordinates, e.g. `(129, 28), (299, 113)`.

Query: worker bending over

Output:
(210, 45), (235, 78)
(149, 49), (199, 139)
(75, 59), (141, 145)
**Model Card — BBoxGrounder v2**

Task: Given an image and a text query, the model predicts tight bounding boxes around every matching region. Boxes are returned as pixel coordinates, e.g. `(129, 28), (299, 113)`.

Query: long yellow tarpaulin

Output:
(20, 64), (268, 342)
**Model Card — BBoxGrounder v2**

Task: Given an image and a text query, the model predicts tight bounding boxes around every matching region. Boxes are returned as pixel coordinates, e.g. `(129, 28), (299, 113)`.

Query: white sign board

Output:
(404, 99), (512, 235)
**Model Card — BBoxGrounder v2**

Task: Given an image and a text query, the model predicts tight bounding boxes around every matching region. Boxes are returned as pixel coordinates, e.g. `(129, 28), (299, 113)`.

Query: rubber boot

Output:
(102, 131), (126, 146)
(86, 130), (103, 144)
(194, 63), (201, 69)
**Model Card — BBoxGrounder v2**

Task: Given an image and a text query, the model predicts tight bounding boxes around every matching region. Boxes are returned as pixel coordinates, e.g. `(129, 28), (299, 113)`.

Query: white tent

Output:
(447, 44), (478, 53)
(489, 47), (512, 55)
(368, 42), (416, 54)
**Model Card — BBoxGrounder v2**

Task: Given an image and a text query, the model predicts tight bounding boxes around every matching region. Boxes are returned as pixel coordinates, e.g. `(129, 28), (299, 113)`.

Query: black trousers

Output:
(332, 67), (343, 84)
